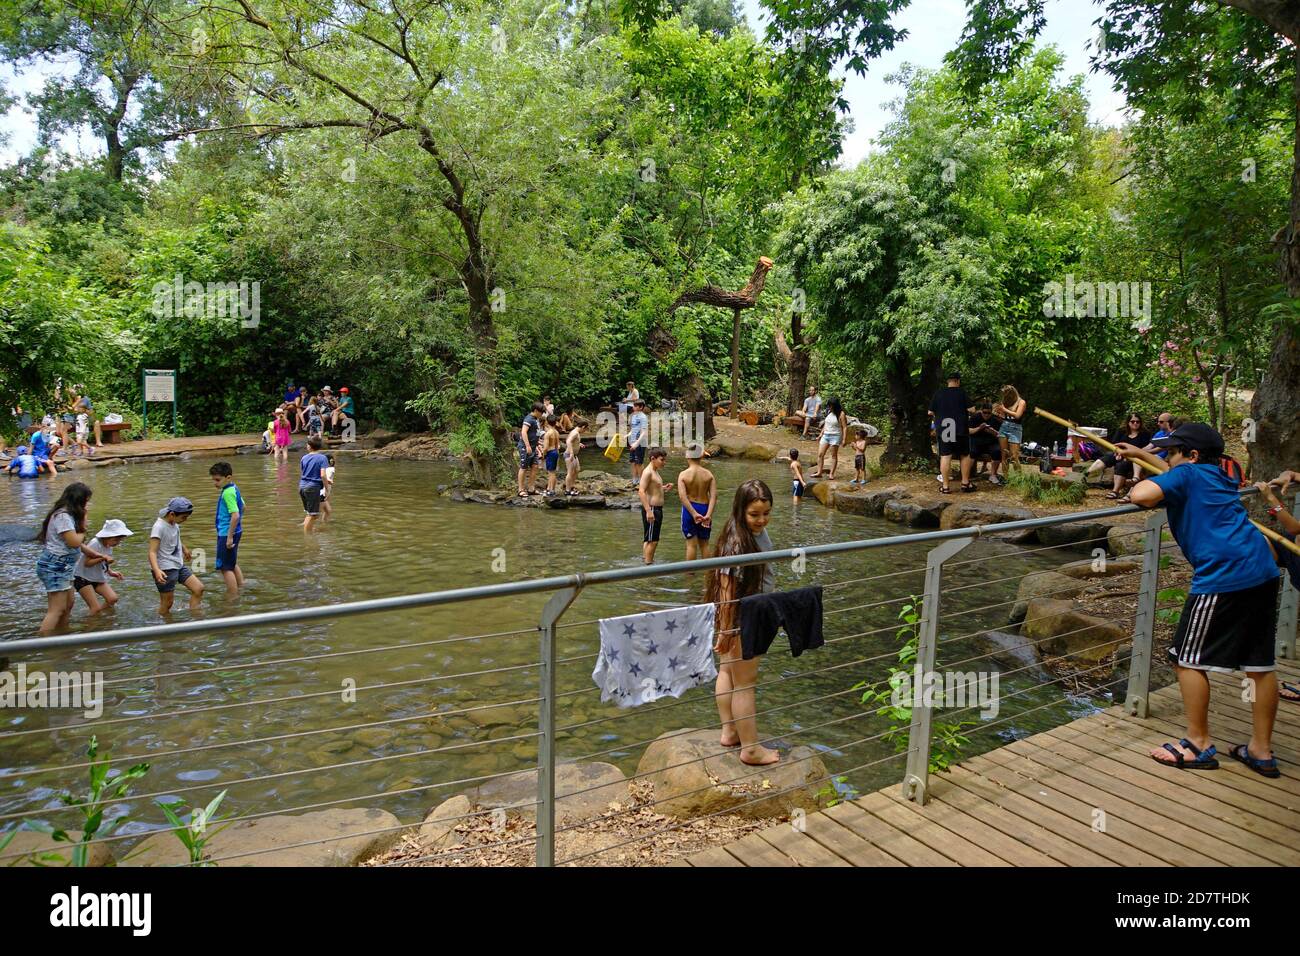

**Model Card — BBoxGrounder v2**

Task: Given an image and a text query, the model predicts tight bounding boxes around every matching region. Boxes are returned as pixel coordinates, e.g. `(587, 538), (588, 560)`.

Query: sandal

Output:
(960, 483), (976, 493)
(1105, 492), (1120, 500)
(1229, 743), (1280, 778)
(1281, 681), (1300, 703)
(940, 486), (953, 494)
(1152, 738), (1219, 770)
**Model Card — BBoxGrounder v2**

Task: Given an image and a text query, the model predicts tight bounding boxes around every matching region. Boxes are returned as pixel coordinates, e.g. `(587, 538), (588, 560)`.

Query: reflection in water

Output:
(0, 452), (1103, 838)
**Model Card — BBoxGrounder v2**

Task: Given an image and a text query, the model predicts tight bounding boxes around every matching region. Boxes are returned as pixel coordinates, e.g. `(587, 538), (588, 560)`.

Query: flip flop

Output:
(1105, 492), (1120, 500)
(1229, 743), (1280, 778)
(1281, 681), (1300, 703)
(940, 487), (953, 494)
(1152, 738), (1219, 770)
(960, 483), (976, 493)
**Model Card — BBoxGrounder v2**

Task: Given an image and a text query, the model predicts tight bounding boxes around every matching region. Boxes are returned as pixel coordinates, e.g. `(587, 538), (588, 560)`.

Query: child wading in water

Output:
(321, 454), (336, 518)
(789, 449), (805, 503)
(272, 407), (292, 461)
(851, 430), (869, 485)
(36, 483), (104, 634)
(676, 442), (716, 560)
(210, 461), (246, 596)
(638, 447), (668, 564)
(707, 478), (780, 766)
(73, 519), (132, 614)
(149, 497), (204, 614)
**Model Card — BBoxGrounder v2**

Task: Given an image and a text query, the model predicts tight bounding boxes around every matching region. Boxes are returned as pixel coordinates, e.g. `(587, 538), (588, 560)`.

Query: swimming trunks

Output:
(854, 453), (865, 470)
(792, 480), (804, 498)
(681, 502), (711, 540)
(738, 586), (825, 660)
(642, 505), (663, 543)
(155, 566), (194, 594)
(545, 449), (559, 472)
(216, 531), (242, 570)
(628, 445), (646, 465)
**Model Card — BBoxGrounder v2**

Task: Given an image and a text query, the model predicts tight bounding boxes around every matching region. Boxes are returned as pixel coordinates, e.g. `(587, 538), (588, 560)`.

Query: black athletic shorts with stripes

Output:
(1167, 576), (1279, 673)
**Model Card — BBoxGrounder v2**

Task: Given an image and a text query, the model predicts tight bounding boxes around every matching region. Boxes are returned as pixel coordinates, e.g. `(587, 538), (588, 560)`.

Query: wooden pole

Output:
(729, 307), (742, 420)
(1033, 406), (1300, 558)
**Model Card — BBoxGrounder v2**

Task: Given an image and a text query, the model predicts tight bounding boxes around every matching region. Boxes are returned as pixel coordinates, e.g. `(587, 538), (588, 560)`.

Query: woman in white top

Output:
(811, 397), (847, 480)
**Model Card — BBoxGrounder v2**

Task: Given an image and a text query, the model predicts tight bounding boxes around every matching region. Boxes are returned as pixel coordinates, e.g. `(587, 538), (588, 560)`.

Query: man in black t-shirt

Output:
(929, 372), (974, 493)
(516, 401), (544, 497)
(968, 403), (1004, 484)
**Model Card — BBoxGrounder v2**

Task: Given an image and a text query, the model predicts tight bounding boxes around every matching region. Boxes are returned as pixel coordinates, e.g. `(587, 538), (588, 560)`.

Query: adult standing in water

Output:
(994, 384), (1026, 467)
(810, 397), (846, 480)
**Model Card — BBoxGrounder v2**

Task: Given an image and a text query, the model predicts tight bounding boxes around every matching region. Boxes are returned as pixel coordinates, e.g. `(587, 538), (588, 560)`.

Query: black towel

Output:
(738, 586), (824, 660)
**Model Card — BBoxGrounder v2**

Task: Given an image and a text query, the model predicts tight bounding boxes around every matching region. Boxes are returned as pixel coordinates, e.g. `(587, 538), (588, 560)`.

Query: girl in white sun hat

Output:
(73, 518), (133, 615)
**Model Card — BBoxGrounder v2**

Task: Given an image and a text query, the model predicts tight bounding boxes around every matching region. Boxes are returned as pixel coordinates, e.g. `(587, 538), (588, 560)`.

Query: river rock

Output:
(1009, 571), (1086, 624)
(883, 498), (948, 528)
(1055, 556), (1141, 579)
(833, 485), (909, 517)
(0, 523), (34, 546)
(939, 502), (1037, 543)
(466, 704), (528, 729)
(129, 808), (403, 867)
(1107, 524), (1147, 556)
(1034, 521), (1113, 550)
(459, 761), (630, 825)
(809, 479), (850, 507)
(706, 434), (781, 461)
(635, 728), (829, 820)
(417, 795), (474, 850)
(1022, 598), (1128, 664)
(3, 831), (113, 867)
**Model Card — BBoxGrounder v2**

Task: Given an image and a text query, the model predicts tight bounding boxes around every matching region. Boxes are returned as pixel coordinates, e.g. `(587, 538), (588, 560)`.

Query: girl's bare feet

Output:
(720, 729), (740, 747)
(739, 745), (780, 766)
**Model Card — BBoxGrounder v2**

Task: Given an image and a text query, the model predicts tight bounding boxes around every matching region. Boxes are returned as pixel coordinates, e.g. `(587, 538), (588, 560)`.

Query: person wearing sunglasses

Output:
(1116, 424), (1284, 778)
(1086, 412), (1150, 499)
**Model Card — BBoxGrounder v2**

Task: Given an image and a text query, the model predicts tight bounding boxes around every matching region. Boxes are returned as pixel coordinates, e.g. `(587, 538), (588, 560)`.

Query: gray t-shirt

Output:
(802, 395), (821, 416)
(73, 537), (112, 583)
(151, 517), (184, 570)
(44, 510), (77, 555)
(723, 529), (777, 594)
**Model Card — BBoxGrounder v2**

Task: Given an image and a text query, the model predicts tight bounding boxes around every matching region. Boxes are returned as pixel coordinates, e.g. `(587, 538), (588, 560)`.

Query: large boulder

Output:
(808, 479), (842, 507)
(129, 808), (403, 866)
(636, 728), (828, 820)
(417, 795), (474, 851)
(883, 498), (948, 528)
(1034, 521), (1113, 550)
(0, 523), (35, 547)
(1055, 556), (1141, 579)
(1022, 598), (1128, 664)
(1009, 570), (1086, 624)
(3, 831), (113, 867)
(939, 502), (1037, 543)
(1106, 523), (1147, 556)
(459, 761), (630, 825)
(833, 485), (911, 518)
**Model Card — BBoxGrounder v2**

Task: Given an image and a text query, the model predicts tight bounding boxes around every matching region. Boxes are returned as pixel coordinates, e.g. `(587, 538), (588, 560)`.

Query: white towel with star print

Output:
(593, 603), (718, 708)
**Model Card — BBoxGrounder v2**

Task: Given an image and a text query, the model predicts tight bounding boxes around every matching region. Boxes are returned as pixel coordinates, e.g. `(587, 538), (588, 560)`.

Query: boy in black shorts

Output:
(638, 447), (668, 564)
(1119, 423), (1284, 777)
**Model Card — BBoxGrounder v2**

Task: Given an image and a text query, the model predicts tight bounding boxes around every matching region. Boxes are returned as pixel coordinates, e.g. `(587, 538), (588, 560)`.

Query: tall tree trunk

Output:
(882, 356), (941, 467)
(463, 274), (512, 486)
(1252, 42), (1300, 485)
(728, 306), (742, 419)
(775, 313), (811, 415)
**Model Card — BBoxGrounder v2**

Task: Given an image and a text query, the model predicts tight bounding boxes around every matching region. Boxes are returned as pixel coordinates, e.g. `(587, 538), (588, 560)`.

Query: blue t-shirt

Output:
(299, 452), (329, 490)
(1149, 463), (1278, 594)
(29, 431), (49, 460)
(216, 482), (246, 536)
(1150, 428), (1171, 460)
(8, 454), (38, 478)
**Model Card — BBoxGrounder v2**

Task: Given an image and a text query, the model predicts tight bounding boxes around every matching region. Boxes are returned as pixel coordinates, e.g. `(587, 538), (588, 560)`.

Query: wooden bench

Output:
(100, 422), (131, 444)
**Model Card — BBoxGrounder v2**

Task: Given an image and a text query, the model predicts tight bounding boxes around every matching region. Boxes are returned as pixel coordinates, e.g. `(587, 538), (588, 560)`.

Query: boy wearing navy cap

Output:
(1117, 423), (1283, 778)
(149, 496), (204, 614)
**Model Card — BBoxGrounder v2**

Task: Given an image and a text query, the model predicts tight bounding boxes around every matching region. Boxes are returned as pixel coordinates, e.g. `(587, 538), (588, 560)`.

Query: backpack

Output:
(1217, 454), (1247, 487)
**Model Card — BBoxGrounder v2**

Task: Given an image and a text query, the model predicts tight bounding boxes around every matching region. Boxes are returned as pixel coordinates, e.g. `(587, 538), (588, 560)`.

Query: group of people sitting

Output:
(1074, 410), (1181, 500)
(928, 374), (1029, 493)
(4, 388), (106, 477)
(264, 384), (356, 460)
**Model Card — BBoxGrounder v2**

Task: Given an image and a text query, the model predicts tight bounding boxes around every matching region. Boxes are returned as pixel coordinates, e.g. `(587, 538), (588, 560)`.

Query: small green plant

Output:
(1158, 554), (1173, 570)
(156, 790), (232, 866)
(854, 599), (975, 773)
(1156, 587), (1187, 625)
(815, 775), (852, 808)
(26, 735), (149, 866)
(1004, 467), (1086, 504)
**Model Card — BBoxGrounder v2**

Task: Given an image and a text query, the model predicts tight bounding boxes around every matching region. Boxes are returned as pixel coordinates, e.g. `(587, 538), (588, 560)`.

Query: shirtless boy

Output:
(789, 448), (806, 503)
(638, 447), (669, 564)
(677, 443), (717, 560)
(563, 415), (582, 496)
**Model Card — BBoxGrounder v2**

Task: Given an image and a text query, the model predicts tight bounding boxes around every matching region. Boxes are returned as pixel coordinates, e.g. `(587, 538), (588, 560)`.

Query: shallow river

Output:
(0, 452), (1107, 844)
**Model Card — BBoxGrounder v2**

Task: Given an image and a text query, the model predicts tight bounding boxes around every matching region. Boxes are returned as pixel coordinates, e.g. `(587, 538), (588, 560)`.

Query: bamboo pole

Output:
(1033, 406), (1300, 559)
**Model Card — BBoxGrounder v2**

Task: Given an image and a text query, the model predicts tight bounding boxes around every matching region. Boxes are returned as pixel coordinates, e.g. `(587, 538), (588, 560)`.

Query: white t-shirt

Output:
(150, 518), (184, 570)
(44, 510), (77, 555)
(73, 537), (112, 583)
(322, 465), (335, 496)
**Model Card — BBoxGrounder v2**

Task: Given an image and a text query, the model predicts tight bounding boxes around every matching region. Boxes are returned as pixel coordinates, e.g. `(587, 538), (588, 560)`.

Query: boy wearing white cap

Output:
(73, 519), (133, 614)
(149, 497), (204, 614)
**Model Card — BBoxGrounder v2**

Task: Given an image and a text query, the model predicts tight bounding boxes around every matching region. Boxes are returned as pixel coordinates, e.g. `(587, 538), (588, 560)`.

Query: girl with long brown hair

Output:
(994, 385), (1027, 466)
(705, 478), (780, 766)
(36, 481), (97, 634)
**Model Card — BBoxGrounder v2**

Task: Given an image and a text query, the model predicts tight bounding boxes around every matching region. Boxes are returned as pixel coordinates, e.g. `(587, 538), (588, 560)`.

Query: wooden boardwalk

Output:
(680, 660), (1300, 867)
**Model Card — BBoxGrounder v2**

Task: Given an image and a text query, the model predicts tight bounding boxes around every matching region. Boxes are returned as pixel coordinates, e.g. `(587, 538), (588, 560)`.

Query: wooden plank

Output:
(1044, 723), (1300, 853)
(882, 786), (1060, 866)
(724, 831), (794, 867)
(800, 807), (905, 867)
(926, 774), (1111, 867)
(758, 822), (852, 867)
(962, 756), (1184, 866)
(868, 794), (1011, 866)
(1057, 716), (1300, 816)
(665, 857), (693, 866)
(1102, 710), (1300, 799)
(826, 798), (956, 866)
(1002, 736), (1279, 866)
(685, 845), (745, 867)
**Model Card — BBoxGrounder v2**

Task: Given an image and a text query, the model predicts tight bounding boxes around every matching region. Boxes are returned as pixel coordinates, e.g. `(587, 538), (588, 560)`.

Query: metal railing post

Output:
(1277, 573), (1298, 661)
(902, 536), (972, 805)
(536, 582), (581, 868)
(1126, 509), (1166, 718)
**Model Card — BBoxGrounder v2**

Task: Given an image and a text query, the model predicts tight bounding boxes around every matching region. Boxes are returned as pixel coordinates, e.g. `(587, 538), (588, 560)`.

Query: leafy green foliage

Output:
(156, 790), (232, 866)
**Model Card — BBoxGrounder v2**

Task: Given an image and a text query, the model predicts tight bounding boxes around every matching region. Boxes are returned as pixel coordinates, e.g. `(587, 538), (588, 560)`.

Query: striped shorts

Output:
(1167, 576), (1279, 673)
